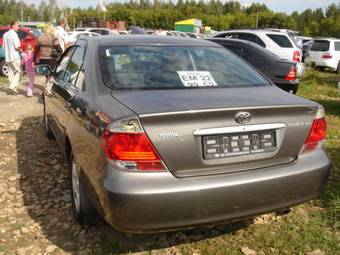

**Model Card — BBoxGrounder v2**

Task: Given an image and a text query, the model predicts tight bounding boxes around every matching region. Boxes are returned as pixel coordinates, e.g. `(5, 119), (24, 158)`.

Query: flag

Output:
(98, 0), (107, 12)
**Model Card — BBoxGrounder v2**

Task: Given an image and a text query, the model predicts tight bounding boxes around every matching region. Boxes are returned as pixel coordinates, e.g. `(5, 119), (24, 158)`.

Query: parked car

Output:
(209, 38), (299, 94)
(67, 31), (100, 44)
(185, 32), (206, 39)
(0, 26), (39, 76)
(36, 35), (330, 233)
(212, 29), (305, 77)
(171, 31), (190, 37)
(305, 38), (340, 73)
(0, 47), (8, 76)
(75, 27), (115, 35)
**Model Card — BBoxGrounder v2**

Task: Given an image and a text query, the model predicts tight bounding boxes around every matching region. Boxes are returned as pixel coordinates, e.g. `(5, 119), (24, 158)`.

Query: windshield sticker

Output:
(177, 71), (218, 87)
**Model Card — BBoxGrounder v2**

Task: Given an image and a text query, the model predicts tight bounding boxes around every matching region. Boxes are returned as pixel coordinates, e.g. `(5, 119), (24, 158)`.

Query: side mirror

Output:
(35, 64), (52, 76)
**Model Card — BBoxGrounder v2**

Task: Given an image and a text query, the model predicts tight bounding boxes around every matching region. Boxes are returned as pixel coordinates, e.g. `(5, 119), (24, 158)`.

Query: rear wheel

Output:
(70, 152), (96, 224)
(0, 61), (9, 76)
(336, 61), (340, 74)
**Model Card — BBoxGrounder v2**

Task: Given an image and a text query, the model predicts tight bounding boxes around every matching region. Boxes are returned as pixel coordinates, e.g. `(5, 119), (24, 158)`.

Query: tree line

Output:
(0, 0), (339, 37)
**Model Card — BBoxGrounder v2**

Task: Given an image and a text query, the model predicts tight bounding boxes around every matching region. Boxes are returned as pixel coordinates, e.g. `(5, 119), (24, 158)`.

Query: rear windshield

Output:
(310, 40), (330, 51)
(99, 46), (270, 90)
(266, 34), (293, 48)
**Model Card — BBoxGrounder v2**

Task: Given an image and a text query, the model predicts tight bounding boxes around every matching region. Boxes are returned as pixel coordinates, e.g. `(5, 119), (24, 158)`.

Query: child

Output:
(22, 44), (35, 97)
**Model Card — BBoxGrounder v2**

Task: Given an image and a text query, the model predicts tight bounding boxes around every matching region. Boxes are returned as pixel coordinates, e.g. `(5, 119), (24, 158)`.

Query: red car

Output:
(0, 27), (40, 76)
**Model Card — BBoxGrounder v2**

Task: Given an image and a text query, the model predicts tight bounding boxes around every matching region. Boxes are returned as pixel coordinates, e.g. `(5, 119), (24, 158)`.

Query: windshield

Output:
(99, 46), (270, 90)
(29, 29), (42, 37)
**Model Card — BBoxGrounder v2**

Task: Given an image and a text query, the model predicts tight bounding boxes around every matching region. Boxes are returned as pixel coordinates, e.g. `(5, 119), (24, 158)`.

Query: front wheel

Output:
(0, 61), (9, 76)
(70, 153), (96, 224)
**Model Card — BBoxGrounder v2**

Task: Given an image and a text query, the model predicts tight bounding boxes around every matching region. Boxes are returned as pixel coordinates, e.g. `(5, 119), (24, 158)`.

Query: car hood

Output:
(111, 86), (316, 115)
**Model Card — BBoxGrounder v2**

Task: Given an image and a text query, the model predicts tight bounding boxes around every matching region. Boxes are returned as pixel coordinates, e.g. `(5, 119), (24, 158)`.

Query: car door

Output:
(46, 46), (76, 150)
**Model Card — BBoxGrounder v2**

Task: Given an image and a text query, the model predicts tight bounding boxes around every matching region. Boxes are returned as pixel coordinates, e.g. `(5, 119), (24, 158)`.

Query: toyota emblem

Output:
(235, 112), (251, 124)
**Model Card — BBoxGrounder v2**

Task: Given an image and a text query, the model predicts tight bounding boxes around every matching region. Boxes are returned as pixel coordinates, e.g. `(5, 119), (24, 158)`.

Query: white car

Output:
(75, 27), (117, 35)
(67, 31), (100, 43)
(212, 29), (304, 77)
(305, 38), (340, 73)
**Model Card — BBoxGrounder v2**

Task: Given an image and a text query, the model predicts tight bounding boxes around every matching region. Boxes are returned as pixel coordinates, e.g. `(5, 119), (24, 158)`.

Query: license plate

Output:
(203, 131), (276, 159)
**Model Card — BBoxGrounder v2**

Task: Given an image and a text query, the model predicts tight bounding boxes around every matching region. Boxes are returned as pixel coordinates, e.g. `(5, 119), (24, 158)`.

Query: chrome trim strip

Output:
(193, 123), (286, 136)
(140, 105), (316, 118)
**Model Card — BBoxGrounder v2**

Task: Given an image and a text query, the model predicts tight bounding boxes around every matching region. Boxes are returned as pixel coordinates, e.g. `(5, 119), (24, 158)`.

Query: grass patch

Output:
(10, 223), (24, 230)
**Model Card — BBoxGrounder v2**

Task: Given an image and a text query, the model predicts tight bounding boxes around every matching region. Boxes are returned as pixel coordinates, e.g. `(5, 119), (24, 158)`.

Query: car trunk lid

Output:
(111, 86), (318, 177)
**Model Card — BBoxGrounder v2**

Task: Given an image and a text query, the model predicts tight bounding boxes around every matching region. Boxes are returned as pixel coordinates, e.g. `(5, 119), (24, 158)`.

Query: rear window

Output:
(224, 45), (243, 57)
(99, 46), (270, 90)
(310, 40), (330, 51)
(334, 42), (340, 51)
(266, 34), (293, 48)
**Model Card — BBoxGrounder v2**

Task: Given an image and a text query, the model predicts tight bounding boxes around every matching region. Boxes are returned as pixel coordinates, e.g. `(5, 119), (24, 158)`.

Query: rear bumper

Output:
(102, 149), (330, 233)
(308, 59), (337, 70)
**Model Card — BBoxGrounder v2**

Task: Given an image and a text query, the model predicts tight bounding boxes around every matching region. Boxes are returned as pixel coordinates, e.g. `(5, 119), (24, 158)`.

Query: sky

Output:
(24, 0), (340, 14)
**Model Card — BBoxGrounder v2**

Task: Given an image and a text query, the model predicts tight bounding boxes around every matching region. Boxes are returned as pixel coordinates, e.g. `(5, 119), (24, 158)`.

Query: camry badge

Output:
(235, 112), (251, 124)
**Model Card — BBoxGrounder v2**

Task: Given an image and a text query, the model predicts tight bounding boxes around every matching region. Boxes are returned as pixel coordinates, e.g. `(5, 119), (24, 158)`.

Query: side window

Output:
(237, 33), (266, 48)
(64, 45), (86, 90)
(334, 42), (340, 51)
(214, 33), (234, 39)
(55, 47), (75, 82)
(266, 34), (293, 48)
(224, 45), (243, 58)
(17, 30), (27, 40)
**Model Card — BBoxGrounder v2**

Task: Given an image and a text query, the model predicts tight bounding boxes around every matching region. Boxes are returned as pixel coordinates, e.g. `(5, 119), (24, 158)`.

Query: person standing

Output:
(34, 23), (62, 95)
(22, 44), (35, 97)
(55, 19), (68, 52)
(2, 21), (22, 94)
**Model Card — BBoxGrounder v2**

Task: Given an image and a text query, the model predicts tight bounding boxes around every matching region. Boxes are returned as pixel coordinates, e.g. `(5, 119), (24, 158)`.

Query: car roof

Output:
(84, 35), (221, 47)
(0, 26), (32, 32)
(217, 29), (286, 35)
(209, 38), (282, 60)
(314, 37), (340, 41)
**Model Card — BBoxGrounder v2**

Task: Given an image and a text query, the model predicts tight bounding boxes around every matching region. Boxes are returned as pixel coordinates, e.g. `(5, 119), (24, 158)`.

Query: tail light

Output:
(300, 107), (327, 154)
(293, 50), (301, 62)
(101, 118), (166, 171)
(284, 66), (297, 81)
(322, 53), (332, 59)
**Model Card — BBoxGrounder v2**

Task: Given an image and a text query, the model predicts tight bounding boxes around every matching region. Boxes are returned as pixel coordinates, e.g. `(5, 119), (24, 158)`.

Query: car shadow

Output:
(16, 116), (251, 254)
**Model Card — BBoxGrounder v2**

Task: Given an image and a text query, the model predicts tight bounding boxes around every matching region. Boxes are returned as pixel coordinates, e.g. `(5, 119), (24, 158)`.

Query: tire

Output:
(0, 61), (9, 76)
(336, 61), (340, 74)
(43, 101), (55, 140)
(69, 152), (97, 224)
(316, 66), (325, 72)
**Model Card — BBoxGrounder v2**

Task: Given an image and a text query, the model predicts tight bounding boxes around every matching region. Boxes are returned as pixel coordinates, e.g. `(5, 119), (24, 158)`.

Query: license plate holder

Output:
(203, 130), (276, 159)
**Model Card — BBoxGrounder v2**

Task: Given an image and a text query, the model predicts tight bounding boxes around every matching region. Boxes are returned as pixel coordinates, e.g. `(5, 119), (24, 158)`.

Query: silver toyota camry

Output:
(38, 35), (331, 233)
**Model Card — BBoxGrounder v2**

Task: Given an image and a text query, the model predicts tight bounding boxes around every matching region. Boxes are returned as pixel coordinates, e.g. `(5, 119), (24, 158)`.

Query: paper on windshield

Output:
(177, 71), (218, 87)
